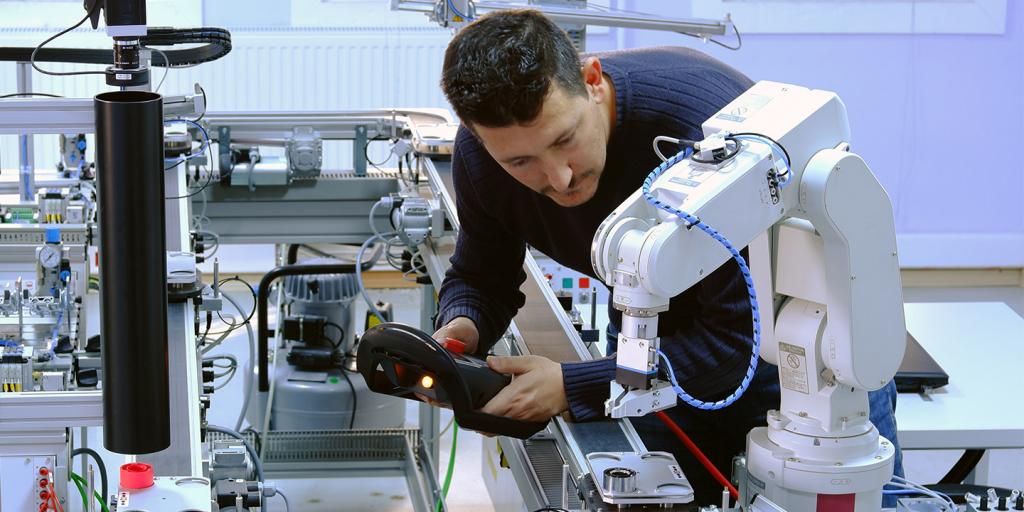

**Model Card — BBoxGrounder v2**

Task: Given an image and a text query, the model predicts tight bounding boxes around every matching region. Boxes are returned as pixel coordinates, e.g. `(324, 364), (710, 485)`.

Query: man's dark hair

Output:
(441, 9), (586, 128)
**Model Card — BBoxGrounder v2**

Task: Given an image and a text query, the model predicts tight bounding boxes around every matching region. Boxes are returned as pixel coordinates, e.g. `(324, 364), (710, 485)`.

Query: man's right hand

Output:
(432, 316), (480, 355)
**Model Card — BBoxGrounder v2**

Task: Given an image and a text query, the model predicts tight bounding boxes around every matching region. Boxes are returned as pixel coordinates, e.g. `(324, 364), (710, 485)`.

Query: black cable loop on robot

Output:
(0, 27), (232, 67)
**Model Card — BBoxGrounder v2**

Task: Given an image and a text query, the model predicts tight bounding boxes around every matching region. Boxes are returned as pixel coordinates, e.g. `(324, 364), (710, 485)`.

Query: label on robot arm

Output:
(669, 465), (685, 480)
(117, 491), (130, 507)
(778, 342), (809, 394)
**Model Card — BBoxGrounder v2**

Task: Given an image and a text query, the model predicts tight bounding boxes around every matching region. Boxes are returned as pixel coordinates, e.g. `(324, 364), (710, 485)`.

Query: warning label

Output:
(778, 342), (809, 394)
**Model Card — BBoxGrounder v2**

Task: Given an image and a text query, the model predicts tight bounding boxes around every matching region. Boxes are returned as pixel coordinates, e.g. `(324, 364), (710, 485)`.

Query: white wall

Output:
(2, 0), (1021, 268)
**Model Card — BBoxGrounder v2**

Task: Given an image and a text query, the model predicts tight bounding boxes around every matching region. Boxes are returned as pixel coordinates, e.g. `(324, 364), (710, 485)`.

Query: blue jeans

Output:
(607, 332), (904, 506)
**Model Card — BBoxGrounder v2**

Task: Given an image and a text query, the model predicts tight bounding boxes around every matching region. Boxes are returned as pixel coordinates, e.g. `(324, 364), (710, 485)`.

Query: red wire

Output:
(655, 410), (739, 500)
(48, 481), (64, 512)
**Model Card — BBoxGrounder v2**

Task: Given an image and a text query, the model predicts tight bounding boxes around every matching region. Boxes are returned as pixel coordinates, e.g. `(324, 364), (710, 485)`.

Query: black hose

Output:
(286, 244), (301, 265)
(71, 447), (108, 502)
(286, 243), (374, 266)
(0, 27), (231, 67)
(939, 449), (986, 484)
(339, 368), (358, 430)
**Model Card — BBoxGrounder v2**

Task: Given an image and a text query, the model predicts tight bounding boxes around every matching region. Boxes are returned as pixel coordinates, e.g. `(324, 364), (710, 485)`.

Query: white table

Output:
(897, 302), (1024, 450)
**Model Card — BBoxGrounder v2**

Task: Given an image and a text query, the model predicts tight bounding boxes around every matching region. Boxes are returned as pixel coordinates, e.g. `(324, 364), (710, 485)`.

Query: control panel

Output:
(0, 456), (59, 511)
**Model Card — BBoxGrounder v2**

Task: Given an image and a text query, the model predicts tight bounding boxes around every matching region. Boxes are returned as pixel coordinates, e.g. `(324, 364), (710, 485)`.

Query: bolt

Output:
(798, 411), (808, 417)
(835, 462), (843, 466)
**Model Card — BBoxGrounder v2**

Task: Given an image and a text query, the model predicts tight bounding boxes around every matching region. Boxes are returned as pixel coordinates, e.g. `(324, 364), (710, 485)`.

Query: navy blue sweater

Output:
(437, 46), (756, 421)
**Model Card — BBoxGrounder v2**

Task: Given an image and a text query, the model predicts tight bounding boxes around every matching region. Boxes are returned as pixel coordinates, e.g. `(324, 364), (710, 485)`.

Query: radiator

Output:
(0, 27), (454, 174)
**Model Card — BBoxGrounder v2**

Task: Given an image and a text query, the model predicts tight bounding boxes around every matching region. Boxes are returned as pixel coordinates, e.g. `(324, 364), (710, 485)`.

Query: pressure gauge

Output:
(38, 245), (61, 269)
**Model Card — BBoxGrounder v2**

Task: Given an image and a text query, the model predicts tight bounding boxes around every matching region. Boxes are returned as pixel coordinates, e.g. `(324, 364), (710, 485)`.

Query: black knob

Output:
(76, 368), (99, 387)
(85, 334), (101, 353)
(998, 496), (1009, 511)
(1014, 495), (1023, 510)
(556, 292), (573, 311)
(54, 335), (74, 354)
(980, 496), (990, 511)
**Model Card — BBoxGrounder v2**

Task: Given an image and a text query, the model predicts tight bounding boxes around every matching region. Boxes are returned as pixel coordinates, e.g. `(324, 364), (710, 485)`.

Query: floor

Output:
(74, 283), (1024, 511)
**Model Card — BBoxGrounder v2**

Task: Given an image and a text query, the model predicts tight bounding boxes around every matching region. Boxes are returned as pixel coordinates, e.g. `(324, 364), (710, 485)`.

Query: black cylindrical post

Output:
(95, 91), (170, 454)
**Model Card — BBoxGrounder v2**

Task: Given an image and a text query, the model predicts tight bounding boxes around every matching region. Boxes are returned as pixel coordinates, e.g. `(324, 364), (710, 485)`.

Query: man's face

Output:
(472, 82), (611, 207)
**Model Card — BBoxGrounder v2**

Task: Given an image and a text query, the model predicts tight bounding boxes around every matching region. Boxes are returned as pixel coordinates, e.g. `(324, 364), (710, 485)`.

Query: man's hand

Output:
(481, 355), (568, 423)
(432, 316), (480, 354)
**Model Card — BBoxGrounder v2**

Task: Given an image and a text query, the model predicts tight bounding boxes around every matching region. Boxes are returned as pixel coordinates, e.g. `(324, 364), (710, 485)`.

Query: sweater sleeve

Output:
(436, 135), (527, 357)
(561, 356), (617, 421)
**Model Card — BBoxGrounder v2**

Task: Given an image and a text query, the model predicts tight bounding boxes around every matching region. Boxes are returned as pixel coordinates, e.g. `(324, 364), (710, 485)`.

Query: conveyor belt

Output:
(515, 268), (587, 363)
(566, 421), (634, 454)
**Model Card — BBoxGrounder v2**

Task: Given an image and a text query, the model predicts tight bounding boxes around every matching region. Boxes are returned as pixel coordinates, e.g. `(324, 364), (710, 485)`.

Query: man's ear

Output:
(581, 57), (607, 101)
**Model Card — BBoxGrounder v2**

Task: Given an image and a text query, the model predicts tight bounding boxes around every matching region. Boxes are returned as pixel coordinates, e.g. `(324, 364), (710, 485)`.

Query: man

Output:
(431, 9), (902, 505)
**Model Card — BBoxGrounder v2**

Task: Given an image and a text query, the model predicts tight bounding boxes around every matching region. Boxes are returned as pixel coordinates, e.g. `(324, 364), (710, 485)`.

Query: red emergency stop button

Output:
(442, 337), (466, 354)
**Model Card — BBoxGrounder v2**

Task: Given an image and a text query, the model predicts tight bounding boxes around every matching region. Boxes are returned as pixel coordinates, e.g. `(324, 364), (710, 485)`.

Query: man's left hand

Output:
(481, 355), (568, 423)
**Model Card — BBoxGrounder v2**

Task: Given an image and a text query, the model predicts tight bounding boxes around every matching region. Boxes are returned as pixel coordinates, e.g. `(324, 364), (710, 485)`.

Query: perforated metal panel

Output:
(523, 438), (584, 510)
(209, 428), (420, 463)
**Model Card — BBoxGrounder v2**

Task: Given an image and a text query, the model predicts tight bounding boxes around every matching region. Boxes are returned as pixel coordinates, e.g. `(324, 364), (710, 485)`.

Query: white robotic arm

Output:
(593, 81), (906, 511)
(592, 133), (781, 416)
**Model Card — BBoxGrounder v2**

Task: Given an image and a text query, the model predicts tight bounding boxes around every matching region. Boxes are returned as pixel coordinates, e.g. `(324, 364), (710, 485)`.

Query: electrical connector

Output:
(391, 138), (415, 158)
(696, 135), (728, 162)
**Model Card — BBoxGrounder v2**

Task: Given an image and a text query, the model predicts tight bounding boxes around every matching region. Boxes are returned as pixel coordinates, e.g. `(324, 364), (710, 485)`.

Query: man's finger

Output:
(480, 382), (517, 416)
(487, 355), (536, 375)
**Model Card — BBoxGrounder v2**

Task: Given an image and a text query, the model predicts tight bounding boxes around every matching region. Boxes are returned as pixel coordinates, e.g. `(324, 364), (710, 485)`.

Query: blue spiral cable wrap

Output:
(642, 146), (761, 410)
